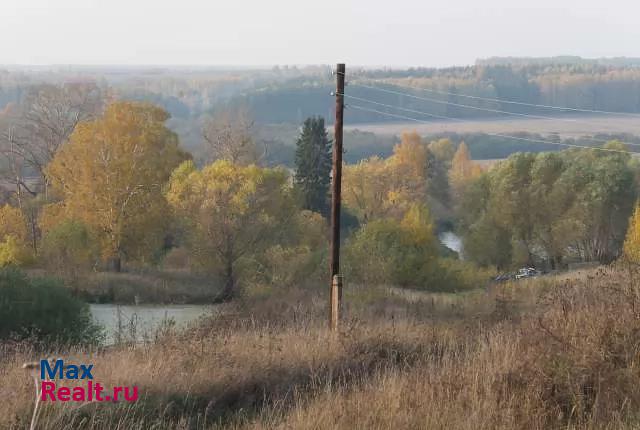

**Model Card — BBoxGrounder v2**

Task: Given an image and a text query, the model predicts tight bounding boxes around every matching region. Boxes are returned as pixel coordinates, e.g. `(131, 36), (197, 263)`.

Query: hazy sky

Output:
(2, 0), (640, 67)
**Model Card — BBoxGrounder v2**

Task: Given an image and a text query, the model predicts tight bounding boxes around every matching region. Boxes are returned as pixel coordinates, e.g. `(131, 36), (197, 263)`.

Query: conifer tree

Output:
(294, 117), (332, 216)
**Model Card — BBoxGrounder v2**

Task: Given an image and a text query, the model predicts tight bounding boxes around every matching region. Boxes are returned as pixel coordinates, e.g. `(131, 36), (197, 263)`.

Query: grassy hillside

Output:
(4, 265), (640, 429)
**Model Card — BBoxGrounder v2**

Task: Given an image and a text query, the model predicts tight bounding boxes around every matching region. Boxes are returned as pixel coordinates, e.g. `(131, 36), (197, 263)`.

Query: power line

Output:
(342, 91), (640, 148)
(342, 93), (640, 148)
(346, 103), (633, 154)
(351, 83), (589, 123)
(344, 94), (453, 121)
(350, 83), (640, 138)
(363, 80), (640, 117)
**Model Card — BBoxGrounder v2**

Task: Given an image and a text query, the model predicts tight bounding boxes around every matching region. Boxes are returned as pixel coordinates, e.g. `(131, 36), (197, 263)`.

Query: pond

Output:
(90, 304), (217, 344)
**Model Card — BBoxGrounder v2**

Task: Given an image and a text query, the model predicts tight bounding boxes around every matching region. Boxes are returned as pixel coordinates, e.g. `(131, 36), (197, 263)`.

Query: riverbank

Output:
(26, 268), (220, 305)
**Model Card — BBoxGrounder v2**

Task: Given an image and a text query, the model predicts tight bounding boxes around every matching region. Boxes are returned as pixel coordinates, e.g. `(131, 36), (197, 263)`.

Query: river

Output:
(90, 232), (462, 343)
(439, 231), (463, 257)
(90, 304), (216, 344)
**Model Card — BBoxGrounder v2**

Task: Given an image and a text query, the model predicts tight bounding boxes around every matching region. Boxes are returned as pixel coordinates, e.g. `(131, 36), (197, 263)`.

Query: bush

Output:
(0, 235), (32, 267)
(345, 205), (490, 292)
(0, 269), (103, 345)
(261, 245), (324, 288)
(428, 258), (495, 292)
(40, 219), (98, 279)
(161, 246), (192, 271)
(345, 205), (439, 288)
(243, 210), (327, 294)
(624, 203), (640, 262)
(0, 204), (32, 267)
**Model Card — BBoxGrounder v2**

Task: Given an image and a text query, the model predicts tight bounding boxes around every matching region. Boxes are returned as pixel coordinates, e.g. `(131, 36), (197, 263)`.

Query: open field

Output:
(4, 265), (640, 429)
(345, 114), (640, 138)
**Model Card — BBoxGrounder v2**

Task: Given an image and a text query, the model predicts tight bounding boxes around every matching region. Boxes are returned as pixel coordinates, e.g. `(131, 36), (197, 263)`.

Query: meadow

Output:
(3, 265), (640, 429)
(346, 115), (640, 139)
(2, 70), (640, 430)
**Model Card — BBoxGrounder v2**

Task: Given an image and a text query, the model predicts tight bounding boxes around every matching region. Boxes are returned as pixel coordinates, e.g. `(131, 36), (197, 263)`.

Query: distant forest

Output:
(232, 58), (640, 123)
(3, 58), (640, 124)
(2, 57), (640, 163)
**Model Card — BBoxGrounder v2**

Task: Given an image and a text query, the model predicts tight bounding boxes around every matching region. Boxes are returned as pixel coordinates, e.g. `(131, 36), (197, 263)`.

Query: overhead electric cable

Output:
(341, 90), (640, 148)
(364, 80), (640, 117)
(351, 83), (587, 122)
(345, 103), (632, 154)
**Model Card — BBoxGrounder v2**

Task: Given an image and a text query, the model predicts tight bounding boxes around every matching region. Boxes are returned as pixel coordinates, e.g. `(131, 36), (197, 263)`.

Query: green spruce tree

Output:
(294, 117), (332, 216)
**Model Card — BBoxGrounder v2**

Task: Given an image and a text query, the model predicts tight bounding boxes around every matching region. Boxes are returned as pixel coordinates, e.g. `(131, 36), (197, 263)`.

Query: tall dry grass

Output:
(2, 265), (640, 429)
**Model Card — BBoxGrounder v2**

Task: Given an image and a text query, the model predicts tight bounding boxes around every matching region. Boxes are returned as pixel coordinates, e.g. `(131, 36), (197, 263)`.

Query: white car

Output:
(515, 267), (539, 280)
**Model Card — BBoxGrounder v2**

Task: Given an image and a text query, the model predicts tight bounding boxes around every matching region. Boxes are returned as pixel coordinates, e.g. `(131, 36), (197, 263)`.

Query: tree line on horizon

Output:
(4, 61), (640, 126)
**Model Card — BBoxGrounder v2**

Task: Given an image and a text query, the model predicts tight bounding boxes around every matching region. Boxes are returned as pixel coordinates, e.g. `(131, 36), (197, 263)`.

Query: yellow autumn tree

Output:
(449, 142), (482, 203)
(38, 202), (68, 236)
(343, 156), (394, 222)
(343, 132), (431, 223)
(45, 102), (188, 270)
(166, 160), (293, 300)
(0, 204), (31, 266)
(389, 131), (428, 179)
(400, 203), (435, 246)
(428, 138), (455, 165)
(623, 203), (640, 263)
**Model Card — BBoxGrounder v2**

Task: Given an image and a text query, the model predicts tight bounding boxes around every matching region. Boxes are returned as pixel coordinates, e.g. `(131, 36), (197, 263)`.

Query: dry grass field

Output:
(2, 266), (640, 429)
(345, 115), (640, 139)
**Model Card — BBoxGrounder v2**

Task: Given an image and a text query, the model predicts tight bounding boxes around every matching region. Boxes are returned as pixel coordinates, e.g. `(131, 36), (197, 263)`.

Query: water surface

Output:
(90, 304), (216, 344)
(439, 231), (463, 257)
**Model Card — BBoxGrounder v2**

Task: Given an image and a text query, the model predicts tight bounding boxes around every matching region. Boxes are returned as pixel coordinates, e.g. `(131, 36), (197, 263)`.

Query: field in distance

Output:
(345, 114), (640, 138)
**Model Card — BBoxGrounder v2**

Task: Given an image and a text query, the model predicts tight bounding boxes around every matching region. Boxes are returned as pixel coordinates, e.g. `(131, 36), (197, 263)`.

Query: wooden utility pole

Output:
(330, 63), (345, 331)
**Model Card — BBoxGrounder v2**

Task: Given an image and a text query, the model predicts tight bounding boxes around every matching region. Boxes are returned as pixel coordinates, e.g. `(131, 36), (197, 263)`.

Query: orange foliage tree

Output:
(45, 102), (188, 270)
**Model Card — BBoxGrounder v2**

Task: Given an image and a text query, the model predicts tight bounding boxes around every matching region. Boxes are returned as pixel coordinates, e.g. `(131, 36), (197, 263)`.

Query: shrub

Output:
(161, 246), (192, 271)
(0, 235), (31, 267)
(428, 258), (495, 292)
(345, 205), (440, 288)
(345, 204), (490, 292)
(0, 204), (31, 267)
(40, 219), (98, 279)
(0, 269), (103, 345)
(261, 245), (324, 288)
(261, 210), (327, 288)
(624, 202), (640, 262)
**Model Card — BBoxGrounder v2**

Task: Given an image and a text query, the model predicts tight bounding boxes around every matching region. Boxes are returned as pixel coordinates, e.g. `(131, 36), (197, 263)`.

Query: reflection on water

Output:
(90, 304), (216, 344)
